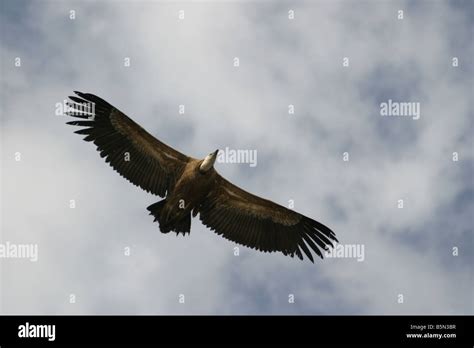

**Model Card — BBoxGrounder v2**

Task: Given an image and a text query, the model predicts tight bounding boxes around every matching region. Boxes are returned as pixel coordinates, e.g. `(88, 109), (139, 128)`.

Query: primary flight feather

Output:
(65, 92), (338, 262)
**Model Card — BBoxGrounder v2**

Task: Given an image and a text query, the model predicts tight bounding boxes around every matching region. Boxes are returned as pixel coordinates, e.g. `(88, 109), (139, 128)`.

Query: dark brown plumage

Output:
(65, 92), (338, 262)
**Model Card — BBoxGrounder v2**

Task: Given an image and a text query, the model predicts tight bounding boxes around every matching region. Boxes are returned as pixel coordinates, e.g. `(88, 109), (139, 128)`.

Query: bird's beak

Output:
(213, 149), (219, 157)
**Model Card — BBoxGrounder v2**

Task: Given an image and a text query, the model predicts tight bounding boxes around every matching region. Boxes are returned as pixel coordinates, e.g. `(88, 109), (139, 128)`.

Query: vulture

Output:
(65, 92), (338, 262)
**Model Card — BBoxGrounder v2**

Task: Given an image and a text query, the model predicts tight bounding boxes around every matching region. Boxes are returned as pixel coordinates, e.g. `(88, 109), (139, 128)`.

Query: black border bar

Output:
(0, 315), (472, 345)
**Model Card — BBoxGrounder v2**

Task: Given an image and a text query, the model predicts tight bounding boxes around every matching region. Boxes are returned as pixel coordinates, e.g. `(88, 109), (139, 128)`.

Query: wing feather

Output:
(65, 91), (191, 196)
(199, 174), (338, 262)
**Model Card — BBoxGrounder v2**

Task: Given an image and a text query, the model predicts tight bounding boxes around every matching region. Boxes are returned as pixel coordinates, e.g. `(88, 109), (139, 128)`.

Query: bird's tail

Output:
(147, 199), (167, 230)
(146, 200), (191, 236)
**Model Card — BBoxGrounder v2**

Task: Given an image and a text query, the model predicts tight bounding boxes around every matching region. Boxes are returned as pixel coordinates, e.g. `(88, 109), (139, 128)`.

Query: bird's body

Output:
(150, 158), (217, 234)
(65, 91), (338, 262)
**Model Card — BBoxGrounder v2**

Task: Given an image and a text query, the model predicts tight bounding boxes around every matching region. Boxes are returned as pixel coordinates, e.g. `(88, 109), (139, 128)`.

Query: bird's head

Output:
(200, 149), (219, 173)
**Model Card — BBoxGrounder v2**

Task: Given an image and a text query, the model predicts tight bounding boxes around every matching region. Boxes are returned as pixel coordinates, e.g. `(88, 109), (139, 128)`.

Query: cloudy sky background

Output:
(1, 0), (472, 314)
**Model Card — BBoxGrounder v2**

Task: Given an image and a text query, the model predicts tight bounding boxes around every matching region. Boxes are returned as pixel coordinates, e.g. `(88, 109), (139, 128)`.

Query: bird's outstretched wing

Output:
(65, 91), (191, 197)
(199, 174), (338, 262)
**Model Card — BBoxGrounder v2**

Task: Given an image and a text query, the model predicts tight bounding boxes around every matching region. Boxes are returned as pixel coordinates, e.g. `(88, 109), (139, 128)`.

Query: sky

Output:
(0, 0), (472, 315)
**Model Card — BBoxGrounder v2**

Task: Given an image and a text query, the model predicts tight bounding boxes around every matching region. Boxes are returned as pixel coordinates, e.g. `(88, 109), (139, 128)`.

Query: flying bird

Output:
(65, 92), (338, 262)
